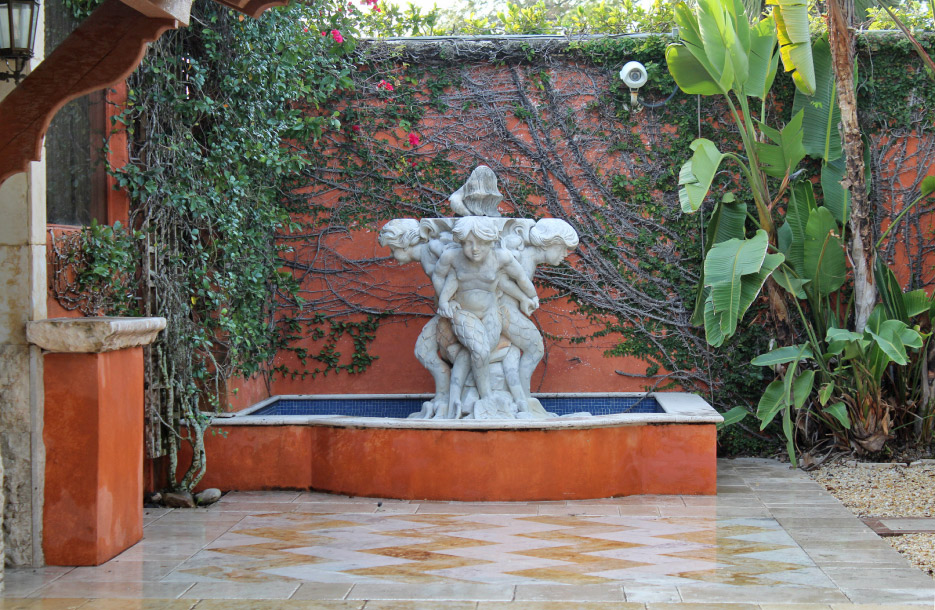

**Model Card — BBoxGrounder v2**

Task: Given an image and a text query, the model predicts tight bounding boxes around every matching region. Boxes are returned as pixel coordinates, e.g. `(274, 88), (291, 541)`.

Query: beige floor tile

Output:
(823, 567), (935, 590)
(838, 589), (935, 605)
(27, 583), (194, 600)
(290, 583), (354, 600)
(646, 604), (758, 610)
(656, 506), (718, 518)
(203, 503), (300, 513)
(415, 504), (537, 515)
(57, 561), (184, 583)
(831, 604), (935, 610)
(535, 505), (620, 516)
(0, 601), (88, 610)
(288, 503), (380, 513)
(758, 605), (833, 610)
(78, 600), (197, 610)
(676, 584), (849, 604)
(371, 504), (420, 514)
(348, 583), (513, 601)
(293, 493), (410, 505)
(679, 496), (718, 506)
(513, 584), (624, 602)
(178, 582), (300, 600)
(477, 600), (644, 610)
(194, 600), (364, 609)
(220, 491), (302, 503)
(616, 506), (661, 516)
(623, 585), (680, 603)
(0, 569), (73, 597)
(607, 496), (686, 507)
(361, 601), (477, 610)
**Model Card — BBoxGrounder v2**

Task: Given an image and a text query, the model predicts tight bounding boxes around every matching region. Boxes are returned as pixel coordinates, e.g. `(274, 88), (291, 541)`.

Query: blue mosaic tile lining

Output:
(250, 396), (661, 418)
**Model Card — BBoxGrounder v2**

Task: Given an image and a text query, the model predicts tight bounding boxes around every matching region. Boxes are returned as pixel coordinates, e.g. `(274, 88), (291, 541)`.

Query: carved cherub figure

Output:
(494, 218), (579, 414)
(378, 219), (456, 417)
(433, 216), (538, 418)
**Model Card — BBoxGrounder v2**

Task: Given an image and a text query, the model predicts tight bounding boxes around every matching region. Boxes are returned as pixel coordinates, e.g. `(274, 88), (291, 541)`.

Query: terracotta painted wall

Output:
(179, 422), (717, 500)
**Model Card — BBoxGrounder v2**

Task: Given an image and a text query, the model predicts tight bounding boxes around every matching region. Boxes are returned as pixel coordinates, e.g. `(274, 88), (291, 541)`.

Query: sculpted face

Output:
(544, 243), (568, 266)
(462, 235), (493, 263)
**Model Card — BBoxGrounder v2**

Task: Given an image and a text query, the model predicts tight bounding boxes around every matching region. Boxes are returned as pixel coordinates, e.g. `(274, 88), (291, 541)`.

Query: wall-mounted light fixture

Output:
(619, 60), (679, 113)
(619, 61), (648, 111)
(1, 0), (40, 84)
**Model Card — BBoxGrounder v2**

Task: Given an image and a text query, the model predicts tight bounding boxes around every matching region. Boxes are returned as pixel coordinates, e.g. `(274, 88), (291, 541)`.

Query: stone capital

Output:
(118, 0), (192, 25)
(26, 317), (166, 353)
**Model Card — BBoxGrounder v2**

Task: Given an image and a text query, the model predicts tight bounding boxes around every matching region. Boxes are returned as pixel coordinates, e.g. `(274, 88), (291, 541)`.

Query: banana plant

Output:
(667, 0), (816, 347)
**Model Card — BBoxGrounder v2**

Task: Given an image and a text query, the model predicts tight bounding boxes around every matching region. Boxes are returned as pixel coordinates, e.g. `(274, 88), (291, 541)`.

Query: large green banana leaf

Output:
(697, 0), (750, 91)
(751, 343), (815, 365)
(665, 45), (724, 95)
(803, 206), (847, 296)
(756, 109), (806, 179)
(820, 157), (850, 225)
(746, 17), (780, 99)
(703, 230), (783, 344)
(781, 181), (815, 277)
(792, 37), (842, 162)
(690, 196), (748, 325)
(767, 0), (815, 95)
(679, 139), (728, 213)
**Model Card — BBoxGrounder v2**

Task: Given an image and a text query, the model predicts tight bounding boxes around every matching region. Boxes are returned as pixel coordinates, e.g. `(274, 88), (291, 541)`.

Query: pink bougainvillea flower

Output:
(374, 6), (381, 11)
(331, 29), (344, 43)
(376, 79), (394, 91)
(408, 132), (420, 147)
(352, 125), (361, 133)
(410, 159), (418, 167)
(303, 26), (309, 32)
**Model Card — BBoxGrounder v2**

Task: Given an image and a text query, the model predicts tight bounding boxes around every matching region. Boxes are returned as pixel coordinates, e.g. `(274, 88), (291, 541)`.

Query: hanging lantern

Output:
(0, 0), (40, 84)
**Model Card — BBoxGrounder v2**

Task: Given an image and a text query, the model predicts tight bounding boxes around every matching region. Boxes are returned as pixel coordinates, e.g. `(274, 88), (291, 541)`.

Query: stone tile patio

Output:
(2, 458), (933, 608)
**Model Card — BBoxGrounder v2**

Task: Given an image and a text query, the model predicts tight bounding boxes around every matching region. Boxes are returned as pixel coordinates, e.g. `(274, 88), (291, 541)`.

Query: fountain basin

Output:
(185, 392), (721, 501)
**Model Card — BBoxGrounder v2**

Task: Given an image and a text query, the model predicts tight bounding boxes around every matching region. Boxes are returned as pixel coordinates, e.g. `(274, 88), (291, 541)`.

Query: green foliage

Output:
(60, 221), (141, 316)
(94, 0), (369, 490)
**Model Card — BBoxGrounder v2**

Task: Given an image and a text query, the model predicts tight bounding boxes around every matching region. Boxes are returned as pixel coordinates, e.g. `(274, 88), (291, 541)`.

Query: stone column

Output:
(0, 2), (48, 573)
(0, 156), (47, 569)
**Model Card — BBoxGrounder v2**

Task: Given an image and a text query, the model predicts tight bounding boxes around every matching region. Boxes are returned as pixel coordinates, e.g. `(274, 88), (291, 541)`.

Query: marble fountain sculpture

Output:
(211, 165), (720, 499)
(379, 166), (580, 421)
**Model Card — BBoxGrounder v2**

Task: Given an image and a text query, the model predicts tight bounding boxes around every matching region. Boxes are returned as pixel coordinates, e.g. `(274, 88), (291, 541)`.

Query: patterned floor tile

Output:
(156, 510), (829, 591)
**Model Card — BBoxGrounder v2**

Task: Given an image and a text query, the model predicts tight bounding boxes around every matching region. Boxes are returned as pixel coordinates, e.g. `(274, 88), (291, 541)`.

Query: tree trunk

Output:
(828, 0), (876, 332)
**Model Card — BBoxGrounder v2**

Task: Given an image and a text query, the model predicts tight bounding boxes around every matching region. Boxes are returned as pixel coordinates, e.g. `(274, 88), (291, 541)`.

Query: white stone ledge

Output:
(26, 317), (166, 353)
(219, 392), (724, 430)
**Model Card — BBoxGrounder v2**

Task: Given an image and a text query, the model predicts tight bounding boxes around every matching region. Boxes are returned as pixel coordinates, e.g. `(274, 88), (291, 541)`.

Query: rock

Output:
(163, 491), (195, 508)
(195, 488), (222, 506)
(148, 492), (162, 504)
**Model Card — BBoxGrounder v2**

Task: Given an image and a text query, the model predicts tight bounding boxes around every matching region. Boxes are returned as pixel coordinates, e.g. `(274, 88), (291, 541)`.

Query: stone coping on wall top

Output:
(26, 316), (167, 353)
(216, 391), (723, 430)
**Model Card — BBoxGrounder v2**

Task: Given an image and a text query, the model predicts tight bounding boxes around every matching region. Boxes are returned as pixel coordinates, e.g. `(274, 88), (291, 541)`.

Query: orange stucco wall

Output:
(180, 422), (716, 500)
(43, 348), (144, 565)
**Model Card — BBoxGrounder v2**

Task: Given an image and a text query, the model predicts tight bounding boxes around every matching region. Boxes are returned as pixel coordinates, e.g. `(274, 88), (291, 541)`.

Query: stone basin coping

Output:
(222, 391), (723, 430)
(27, 316), (167, 353)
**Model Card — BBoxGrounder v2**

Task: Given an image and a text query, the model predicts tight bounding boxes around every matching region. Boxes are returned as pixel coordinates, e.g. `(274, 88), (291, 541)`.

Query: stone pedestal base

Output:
(28, 317), (164, 565)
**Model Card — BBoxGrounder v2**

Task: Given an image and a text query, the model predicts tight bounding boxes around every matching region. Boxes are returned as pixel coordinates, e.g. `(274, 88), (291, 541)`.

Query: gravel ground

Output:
(809, 459), (935, 576)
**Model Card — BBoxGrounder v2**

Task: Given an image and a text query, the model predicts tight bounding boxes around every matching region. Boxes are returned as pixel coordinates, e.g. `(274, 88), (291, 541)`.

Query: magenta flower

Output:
(408, 132), (420, 147)
(331, 29), (344, 44)
(376, 79), (394, 91)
